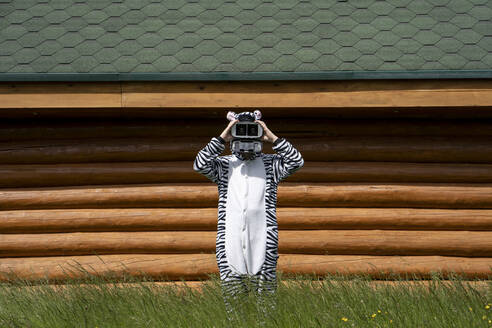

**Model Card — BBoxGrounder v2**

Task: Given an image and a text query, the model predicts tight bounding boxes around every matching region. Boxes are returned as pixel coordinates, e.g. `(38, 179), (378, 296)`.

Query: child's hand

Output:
(220, 119), (238, 142)
(255, 120), (278, 143)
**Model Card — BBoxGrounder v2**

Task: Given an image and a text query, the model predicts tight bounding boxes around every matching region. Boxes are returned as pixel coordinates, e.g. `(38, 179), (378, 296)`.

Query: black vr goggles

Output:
(231, 122), (263, 139)
(227, 110), (264, 156)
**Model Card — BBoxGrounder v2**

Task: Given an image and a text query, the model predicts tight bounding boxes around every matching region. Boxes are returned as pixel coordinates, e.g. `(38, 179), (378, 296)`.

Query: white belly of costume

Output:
(225, 156), (267, 275)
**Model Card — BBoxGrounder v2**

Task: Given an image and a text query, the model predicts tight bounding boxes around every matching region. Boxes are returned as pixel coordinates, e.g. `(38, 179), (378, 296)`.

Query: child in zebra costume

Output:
(193, 110), (304, 317)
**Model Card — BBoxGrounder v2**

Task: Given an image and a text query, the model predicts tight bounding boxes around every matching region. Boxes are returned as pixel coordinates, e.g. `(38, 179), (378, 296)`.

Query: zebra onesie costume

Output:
(193, 111), (304, 305)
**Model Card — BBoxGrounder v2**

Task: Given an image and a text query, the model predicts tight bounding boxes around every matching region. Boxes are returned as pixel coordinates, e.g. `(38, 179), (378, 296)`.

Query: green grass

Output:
(0, 270), (491, 328)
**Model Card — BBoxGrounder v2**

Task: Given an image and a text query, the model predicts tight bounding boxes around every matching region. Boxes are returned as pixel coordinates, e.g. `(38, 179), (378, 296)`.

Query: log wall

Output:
(0, 80), (491, 283)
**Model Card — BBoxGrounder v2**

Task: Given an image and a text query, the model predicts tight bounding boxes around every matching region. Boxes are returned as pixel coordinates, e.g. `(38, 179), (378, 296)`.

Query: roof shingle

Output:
(0, 0), (490, 73)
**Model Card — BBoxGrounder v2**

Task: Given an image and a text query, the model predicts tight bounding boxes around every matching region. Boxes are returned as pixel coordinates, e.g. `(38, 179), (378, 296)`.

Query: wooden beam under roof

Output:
(1, 80), (491, 110)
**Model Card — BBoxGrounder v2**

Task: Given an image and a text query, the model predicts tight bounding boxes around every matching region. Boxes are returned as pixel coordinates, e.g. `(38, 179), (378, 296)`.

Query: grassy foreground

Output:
(0, 271), (491, 328)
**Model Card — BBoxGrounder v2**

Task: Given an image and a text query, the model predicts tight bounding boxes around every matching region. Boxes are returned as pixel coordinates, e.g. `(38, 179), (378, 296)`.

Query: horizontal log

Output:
(3, 207), (492, 233)
(0, 108), (125, 119)
(0, 162), (200, 187)
(1, 119), (492, 142)
(2, 183), (492, 210)
(2, 136), (492, 164)
(122, 80), (492, 108)
(1, 230), (491, 257)
(5, 107), (492, 120)
(277, 208), (492, 231)
(279, 254), (492, 280)
(0, 137), (204, 163)
(0, 254), (490, 282)
(0, 208), (219, 233)
(0, 83), (121, 108)
(281, 230), (492, 256)
(293, 162), (492, 183)
(3, 80), (490, 110)
(298, 136), (492, 163)
(278, 183), (492, 208)
(2, 161), (492, 187)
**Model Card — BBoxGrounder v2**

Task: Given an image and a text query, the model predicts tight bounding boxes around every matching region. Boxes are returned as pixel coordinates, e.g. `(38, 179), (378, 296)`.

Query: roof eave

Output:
(0, 70), (491, 82)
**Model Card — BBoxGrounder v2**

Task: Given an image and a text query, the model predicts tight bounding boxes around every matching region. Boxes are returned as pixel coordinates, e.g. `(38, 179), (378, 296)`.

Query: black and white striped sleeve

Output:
(193, 136), (226, 184)
(271, 137), (304, 184)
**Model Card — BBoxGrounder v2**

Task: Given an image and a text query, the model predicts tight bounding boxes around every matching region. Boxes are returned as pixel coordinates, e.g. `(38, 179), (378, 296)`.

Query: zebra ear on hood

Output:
(226, 111), (237, 121)
(253, 110), (262, 120)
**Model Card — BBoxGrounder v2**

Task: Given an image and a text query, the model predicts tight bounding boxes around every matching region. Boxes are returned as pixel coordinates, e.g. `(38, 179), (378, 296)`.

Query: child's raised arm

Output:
(271, 137), (304, 184)
(255, 119), (304, 184)
(193, 119), (238, 184)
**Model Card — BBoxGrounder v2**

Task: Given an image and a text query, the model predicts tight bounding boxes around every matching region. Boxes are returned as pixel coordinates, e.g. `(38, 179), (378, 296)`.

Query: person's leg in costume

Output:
(220, 273), (249, 322)
(252, 263), (278, 324)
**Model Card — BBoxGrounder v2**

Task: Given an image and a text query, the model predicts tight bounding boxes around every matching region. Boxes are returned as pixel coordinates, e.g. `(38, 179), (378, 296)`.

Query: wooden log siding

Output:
(2, 162), (492, 188)
(1, 80), (491, 109)
(1, 230), (491, 258)
(1, 254), (491, 282)
(2, 80), (492, 120)
(2, 119), (492, 142)
(2, 208), (492, 233)
(0, 83), (122, 109)
(1, 79), (492, 282)
(121, 80), (492, 108)
(5, 107), (492, 120)
(3, 137), (492, 164)
(2, 183), (492, 210)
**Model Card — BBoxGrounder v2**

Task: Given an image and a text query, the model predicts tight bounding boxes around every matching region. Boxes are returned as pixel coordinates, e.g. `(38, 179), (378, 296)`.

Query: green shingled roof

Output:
(0, 0), (491, 74)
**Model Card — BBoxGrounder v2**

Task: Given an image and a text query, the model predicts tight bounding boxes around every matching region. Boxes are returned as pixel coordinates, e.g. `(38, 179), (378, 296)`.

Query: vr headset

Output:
(231, 122), (263, 139)
(228, 110), (264, 155)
